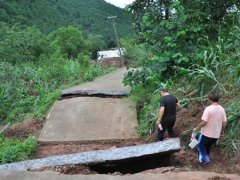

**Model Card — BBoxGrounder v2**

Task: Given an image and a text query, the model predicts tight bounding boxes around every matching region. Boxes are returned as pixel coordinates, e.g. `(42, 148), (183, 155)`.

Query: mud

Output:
(172, 101), (240, 175)
(4, 119), (44, 140)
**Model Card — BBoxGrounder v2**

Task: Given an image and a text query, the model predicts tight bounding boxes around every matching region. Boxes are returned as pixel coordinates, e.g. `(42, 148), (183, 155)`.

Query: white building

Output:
(97, 49), (124, 60)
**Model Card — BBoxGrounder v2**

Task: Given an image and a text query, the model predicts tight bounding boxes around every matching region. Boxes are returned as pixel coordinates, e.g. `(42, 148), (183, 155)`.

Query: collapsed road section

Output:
(7, 68), (180, 174)
(0, 139), (180, 171)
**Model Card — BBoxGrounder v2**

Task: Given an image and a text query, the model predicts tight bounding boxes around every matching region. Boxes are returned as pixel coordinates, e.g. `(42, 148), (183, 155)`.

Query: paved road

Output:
(1, 171), (239, 180)
(39, 68), (138, 142)
(62, 68), (131, 95)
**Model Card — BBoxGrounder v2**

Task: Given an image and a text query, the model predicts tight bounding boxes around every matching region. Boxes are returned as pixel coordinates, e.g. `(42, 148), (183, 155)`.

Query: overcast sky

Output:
(105, 0), (135, 8)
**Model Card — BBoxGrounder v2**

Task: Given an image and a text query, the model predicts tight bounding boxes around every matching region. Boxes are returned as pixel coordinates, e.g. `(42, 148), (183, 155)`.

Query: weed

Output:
(221, 101), (240, 157)
(0, 135), (38, 164)
(0, 60), (114, 124)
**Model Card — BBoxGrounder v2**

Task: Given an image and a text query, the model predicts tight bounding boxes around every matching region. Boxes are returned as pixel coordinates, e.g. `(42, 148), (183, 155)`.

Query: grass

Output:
(0, 135), (38, 164)
(0, 61), (116, 125)
(32, 65), (116, 120)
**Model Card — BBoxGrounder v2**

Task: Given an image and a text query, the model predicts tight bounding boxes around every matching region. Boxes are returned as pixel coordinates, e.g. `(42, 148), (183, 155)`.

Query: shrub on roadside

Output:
(0, 58), (114, 124)
(0, 136), (38, 164)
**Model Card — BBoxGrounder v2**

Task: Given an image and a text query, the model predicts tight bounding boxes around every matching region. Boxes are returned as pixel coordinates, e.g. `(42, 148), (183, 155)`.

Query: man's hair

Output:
(160, 88), (168, 92)
(207, 91), (219, 102)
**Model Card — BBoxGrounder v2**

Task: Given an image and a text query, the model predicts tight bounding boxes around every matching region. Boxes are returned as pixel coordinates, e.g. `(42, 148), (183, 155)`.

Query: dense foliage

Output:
(0, 24), (115, 124)
(124, 0), (240, 156)
(0, 0), (132, 45)
(121, 38), (153, 67)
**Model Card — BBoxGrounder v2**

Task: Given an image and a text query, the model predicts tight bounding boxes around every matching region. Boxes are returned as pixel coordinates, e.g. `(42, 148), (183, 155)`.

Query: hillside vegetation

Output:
(0, 0), (132, 43)
(0, 0), (130, 124)
(0, 0), (132, 126)
(0, 0), (124, 162)
(123, 0), (240, 157)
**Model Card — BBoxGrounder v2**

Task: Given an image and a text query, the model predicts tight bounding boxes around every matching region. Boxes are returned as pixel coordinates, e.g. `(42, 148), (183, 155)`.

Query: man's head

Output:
(207, 91), (219, 102)
(160, 88), (169, 96)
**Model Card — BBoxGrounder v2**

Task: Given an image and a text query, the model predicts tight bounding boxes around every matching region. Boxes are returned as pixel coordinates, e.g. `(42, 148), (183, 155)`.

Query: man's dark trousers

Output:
(158, 117), (176, 141)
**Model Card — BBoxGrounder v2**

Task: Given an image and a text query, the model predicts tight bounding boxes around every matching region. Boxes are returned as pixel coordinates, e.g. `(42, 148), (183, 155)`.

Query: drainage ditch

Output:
(88, 154), (174, 174)
(43, 153), (181, 175)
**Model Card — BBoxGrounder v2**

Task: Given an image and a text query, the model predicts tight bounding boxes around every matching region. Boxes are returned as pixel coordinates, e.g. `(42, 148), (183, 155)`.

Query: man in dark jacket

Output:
(156, 88), (180, 141)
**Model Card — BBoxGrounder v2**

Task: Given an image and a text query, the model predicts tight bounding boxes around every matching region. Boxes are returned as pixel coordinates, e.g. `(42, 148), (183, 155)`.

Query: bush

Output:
(121, 38), (152, 67)
(0, 24), (48, 64)
(0, 136), (38, 164)
(137, 92), (159, 136)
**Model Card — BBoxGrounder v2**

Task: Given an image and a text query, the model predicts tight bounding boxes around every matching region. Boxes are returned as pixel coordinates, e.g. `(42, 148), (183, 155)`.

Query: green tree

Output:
(52, 27), (91, 59)
(0, 24), (48, 64)
(127, 0), (240, 69)
(0, 0), (133, 43)
(107, 39), (117, 49)
(88, 34), (107, 59)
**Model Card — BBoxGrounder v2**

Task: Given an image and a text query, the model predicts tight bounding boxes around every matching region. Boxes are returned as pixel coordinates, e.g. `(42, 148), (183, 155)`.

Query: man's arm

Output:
(193, 120), (208, 131)
(221, 111), (227, 135)
(221, 121), (227, 135)
(176, 102), (181, 110)
(176, 96), (181, 109)
(193, 107), (209, 132)
(156, 107), (165, 125)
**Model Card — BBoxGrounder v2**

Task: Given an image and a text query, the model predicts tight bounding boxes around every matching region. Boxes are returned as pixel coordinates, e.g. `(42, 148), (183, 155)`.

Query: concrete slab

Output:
(62, 68), (131, 96)
(0, 139), (180, 171)
(0, 171), (239, 180)
(39, 97), (138, 142)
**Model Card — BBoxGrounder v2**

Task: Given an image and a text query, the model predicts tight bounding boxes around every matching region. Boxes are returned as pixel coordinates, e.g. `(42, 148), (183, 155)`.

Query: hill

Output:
(0, 0), (132, 40)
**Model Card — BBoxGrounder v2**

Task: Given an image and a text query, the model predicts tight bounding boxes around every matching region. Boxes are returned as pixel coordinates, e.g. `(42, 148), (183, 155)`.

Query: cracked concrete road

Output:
(62, 68), (131, 95)
(0, 171), (239, 180)
(39, 68), (138, 142)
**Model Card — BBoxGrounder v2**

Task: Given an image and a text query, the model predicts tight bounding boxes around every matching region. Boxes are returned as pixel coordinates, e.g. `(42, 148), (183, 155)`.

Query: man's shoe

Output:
(201, 160), (210, 166)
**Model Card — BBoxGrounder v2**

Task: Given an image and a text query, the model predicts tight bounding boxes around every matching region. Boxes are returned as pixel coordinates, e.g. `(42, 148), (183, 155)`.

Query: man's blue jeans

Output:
(197, 133), (218, 165)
